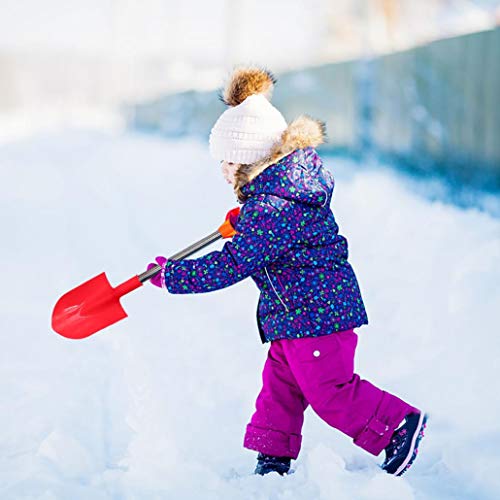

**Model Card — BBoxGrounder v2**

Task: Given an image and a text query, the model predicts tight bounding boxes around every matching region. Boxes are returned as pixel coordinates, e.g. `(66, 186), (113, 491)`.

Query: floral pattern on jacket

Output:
(163, 146), (368, 343)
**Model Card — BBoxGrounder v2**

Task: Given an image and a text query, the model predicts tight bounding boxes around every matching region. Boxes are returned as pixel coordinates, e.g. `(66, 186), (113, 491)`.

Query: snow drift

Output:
(1, 130), (499, 499)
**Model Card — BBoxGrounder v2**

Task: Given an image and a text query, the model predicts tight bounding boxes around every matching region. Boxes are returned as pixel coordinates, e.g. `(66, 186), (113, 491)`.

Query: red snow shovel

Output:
(51, 207), (240, 340)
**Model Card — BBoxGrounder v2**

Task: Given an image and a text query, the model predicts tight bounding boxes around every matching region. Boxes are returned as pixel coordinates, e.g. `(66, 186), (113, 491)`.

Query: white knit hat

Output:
(209, 67), (288, 164)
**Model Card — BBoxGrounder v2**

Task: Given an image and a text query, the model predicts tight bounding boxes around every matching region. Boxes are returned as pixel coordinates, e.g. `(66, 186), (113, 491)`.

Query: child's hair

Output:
(233, 164), (251, 203)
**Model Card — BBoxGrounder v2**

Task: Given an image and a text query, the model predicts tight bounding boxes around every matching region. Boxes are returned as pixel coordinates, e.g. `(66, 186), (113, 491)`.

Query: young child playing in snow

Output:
(148, 67), (427, 476)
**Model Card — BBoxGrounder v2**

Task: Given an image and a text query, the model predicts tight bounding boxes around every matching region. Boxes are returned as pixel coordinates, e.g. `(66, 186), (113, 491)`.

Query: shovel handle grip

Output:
(138, 206), (240, 284)
(218, 207), (240, 238)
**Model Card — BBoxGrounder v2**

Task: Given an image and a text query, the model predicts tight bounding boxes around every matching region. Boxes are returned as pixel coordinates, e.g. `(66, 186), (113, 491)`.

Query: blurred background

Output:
(2, 3), (500, 499)
(1, 0), (500, 195)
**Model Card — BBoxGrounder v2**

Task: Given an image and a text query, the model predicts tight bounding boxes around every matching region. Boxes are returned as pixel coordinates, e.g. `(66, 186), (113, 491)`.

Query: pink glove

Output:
(146, 256), (167, 289)
(228, 208), (239, 229)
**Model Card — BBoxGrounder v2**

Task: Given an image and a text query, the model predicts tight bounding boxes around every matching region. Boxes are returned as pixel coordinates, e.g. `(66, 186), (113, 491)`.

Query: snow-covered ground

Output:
(1, 129), (499, 500)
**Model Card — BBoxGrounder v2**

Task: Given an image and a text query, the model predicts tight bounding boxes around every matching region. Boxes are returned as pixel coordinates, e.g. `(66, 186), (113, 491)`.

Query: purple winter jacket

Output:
(163, 146), (368, 343)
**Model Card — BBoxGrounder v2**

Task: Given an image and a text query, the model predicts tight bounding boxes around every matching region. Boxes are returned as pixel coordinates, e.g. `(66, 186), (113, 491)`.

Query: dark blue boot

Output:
(254, 453), (291, 476)
(381, 412), (428, 476)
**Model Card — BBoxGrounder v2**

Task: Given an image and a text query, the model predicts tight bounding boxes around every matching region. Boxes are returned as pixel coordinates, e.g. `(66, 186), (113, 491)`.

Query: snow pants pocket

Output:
(284, 330), (358, 401)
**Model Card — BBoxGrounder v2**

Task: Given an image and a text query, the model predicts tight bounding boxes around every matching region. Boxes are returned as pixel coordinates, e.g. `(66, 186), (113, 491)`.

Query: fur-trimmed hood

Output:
(234, 114), (327, 202)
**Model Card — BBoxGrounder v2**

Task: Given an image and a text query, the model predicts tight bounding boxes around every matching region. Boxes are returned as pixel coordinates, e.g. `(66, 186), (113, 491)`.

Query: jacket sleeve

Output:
(163, 199), (300, 294)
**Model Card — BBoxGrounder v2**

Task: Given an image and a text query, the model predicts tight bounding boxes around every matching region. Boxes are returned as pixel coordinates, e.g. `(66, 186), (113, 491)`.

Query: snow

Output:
(1, 129), (499, 499)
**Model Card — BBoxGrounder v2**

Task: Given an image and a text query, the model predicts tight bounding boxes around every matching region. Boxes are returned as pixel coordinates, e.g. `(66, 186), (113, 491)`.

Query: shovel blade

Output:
(52, 272), (130, 339)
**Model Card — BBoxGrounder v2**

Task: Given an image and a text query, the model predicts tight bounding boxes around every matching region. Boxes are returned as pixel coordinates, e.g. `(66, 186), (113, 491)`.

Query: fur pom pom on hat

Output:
(221, 67), (276, 107)
(209, 67), (288, 165)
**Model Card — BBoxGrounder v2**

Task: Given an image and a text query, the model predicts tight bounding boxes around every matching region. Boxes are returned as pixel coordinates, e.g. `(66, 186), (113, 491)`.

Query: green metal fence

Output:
(369, 28), (500, 188)
(131, 28), (500, 190)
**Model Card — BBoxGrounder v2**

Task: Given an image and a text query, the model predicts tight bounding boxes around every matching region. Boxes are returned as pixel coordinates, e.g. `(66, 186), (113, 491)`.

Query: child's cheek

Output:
(227, 166), (237, 184)
(222, 164), (231, 184)
(222, 162), (238, 185)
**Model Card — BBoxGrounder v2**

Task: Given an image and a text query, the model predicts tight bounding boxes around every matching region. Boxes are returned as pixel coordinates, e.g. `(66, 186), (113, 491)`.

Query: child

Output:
(148, 67), (427, 477)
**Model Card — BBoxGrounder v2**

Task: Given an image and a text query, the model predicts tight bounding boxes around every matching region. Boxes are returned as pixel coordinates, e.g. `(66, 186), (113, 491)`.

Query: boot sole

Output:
(394, 412), (428, 476)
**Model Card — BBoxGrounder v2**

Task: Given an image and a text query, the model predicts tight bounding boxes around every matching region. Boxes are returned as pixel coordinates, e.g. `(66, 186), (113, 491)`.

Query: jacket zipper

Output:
(264, 267), (290, 312)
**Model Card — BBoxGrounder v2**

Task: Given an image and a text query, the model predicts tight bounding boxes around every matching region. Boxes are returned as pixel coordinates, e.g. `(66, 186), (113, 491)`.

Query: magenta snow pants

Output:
(244, 330), (418, 459)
